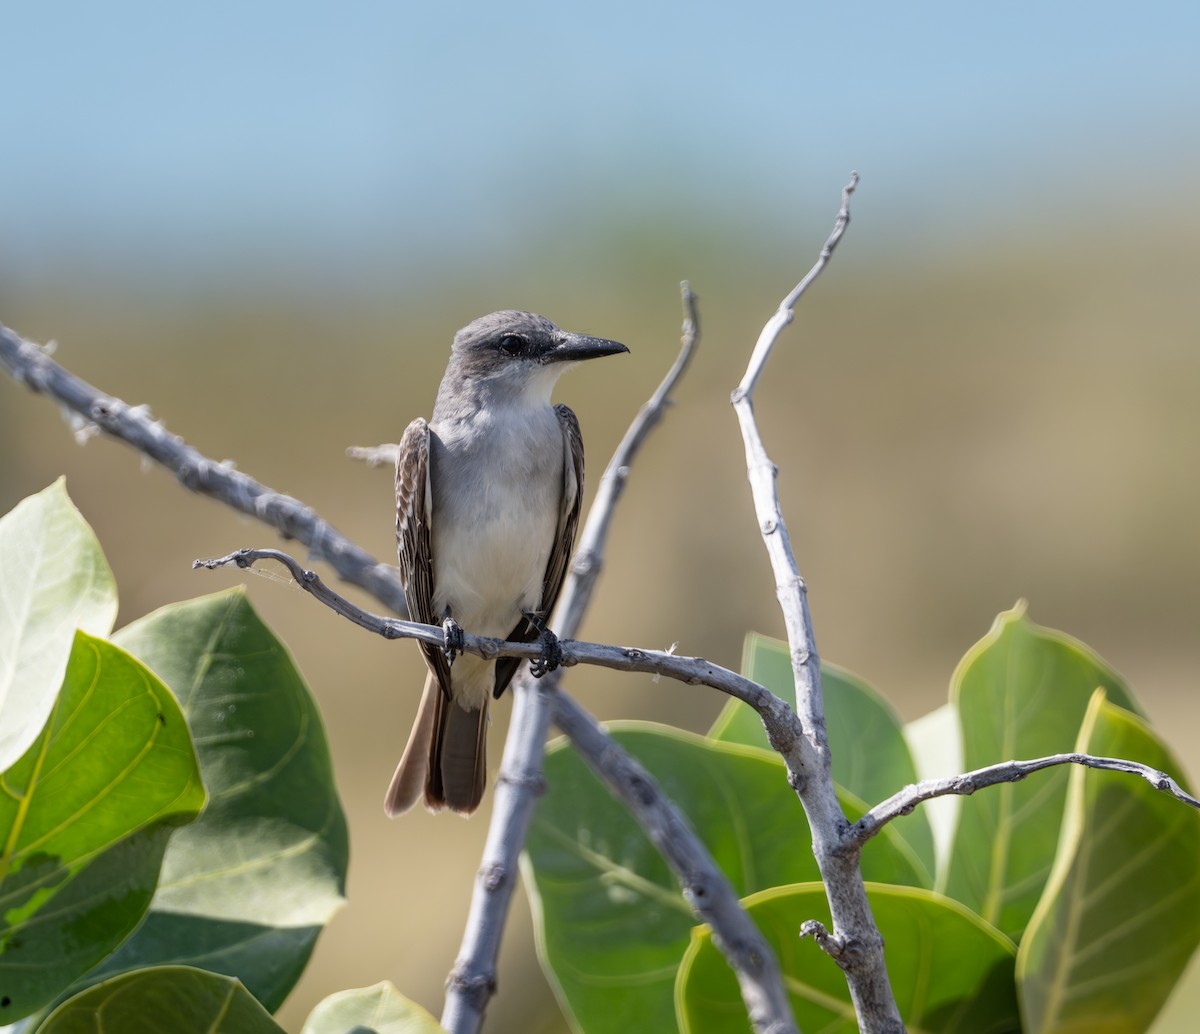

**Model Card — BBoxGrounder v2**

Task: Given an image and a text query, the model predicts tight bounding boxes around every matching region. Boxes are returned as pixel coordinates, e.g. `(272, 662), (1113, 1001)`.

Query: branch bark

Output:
(852, 752), (1200, 845)
(731, 173), (906, 1034)
(194, 545), (790, 715)
(552, 691), (797, 1034)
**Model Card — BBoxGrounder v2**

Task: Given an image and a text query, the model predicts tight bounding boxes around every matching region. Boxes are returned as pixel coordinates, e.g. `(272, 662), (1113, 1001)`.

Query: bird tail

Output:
(385, 673), (488, 817)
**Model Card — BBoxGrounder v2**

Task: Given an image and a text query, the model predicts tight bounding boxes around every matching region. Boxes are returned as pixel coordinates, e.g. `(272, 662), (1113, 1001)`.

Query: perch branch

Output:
(731, 173), (904, 1033)
(192, 548), (792, 717)
(852, 752), (1200, 845)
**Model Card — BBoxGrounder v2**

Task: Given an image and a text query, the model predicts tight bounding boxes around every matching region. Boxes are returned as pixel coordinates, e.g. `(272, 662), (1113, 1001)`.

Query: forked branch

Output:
(730, 174), (905, 1033)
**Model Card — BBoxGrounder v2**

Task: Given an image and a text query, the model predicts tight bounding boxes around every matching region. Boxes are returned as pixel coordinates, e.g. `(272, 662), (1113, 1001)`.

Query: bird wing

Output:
(542, 403), (586, 610)
(396, 417), (452, 697)
(492, 403), (585, 699)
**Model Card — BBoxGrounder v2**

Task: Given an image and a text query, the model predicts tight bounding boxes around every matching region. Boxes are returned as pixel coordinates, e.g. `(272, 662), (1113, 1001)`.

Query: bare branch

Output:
(730, 175), (904, 1033)
(735, 172), (858, 402)
(440, 670), (559, 1034)
(0, 322), (408, 617)
(555, 281), (701, 635)
(193, 546), (801, 716)
(731, 172), (857, 766)
(553, 691), (798, 1034)
(852, 752), (1200, 846)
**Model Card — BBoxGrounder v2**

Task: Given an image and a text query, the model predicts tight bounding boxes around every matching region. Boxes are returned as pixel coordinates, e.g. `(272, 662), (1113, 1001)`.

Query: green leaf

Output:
(0, 633), (205, 1021)
(0, 479), (118, 773)
(941, 603), (1140, 940)
(1017, 693), (1200, 1034)
(37, 965), (282, 1034)
(712, 634), (935, 885)
(301, 982), (447, 1034)
(77, 590), (349, 1012)
(904, 702), (964, 878)
(677, 884), (1020, 1034)
(523, 723), (923, 1034)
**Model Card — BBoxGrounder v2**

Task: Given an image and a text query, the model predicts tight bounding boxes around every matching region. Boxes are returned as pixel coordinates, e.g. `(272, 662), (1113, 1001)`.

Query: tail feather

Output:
(385, 674), (488, 817)
(430, 694), (488, 814)
(384, 674), (439, 817)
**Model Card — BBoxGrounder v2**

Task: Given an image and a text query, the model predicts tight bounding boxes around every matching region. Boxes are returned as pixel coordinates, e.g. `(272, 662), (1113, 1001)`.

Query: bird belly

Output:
(433, 498), (556, 635)
(427, 407), (565, 708)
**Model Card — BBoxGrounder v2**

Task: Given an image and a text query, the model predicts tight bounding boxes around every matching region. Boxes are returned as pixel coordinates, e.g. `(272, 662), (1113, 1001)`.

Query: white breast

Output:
(429, 403), (564, 639)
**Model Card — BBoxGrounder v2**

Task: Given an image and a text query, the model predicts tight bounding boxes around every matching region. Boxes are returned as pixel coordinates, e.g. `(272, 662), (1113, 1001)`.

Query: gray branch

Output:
(852, 752), (1200, 845)
(553, 691), (798, 1034)
(731, 174), (905, 1034)
(193, 549), (790, 715)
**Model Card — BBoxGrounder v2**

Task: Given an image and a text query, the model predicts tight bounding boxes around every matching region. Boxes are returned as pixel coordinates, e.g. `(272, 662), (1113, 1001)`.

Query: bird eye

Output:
(497, 334), (526, 356)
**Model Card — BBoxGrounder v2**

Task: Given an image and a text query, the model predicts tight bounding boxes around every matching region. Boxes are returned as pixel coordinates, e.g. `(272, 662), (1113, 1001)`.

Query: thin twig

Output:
(730, 174), (905, 1034)
(852, 753), (1200, 845)
(194, 546), (796, 714)
(557, 282), (701, 634)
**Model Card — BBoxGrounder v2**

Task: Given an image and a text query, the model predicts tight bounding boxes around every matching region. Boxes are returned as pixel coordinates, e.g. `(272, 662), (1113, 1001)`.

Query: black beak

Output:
(547, 332), (630, 364)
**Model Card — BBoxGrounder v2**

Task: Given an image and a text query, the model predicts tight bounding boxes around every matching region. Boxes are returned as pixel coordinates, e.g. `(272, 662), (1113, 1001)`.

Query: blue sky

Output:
(3, 1), (1197, 283)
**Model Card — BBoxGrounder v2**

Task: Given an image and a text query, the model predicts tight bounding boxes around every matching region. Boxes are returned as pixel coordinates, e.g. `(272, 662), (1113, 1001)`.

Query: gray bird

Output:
(386, 311), (629, 816)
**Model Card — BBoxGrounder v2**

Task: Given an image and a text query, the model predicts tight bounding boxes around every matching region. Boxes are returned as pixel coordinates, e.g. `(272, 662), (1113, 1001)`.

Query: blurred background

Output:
(2, 2), (1198, 1030)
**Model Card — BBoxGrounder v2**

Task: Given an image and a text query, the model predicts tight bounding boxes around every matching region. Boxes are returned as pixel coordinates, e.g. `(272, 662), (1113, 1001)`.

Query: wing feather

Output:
(396, 418), (452, 696)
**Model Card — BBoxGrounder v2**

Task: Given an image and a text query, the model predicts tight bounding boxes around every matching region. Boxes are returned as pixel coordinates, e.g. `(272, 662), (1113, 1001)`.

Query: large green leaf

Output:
(1018, 693), (1200, 1034)
(76, 590), (349, 1011)
(0, 480), (117, 773)
(523, 723), (923, 1034)
(941, 604), (1140, 940)
(0, 633), (205, 1021)
(677, 884), (1019, 1034)
(37, 965), (282, 1034)
(301, 982), (446, 1034)
(712, 634), (935, 884)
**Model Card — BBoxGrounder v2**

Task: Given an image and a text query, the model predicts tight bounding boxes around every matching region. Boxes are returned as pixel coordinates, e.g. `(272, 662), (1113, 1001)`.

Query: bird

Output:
(385, 310), (629, 816)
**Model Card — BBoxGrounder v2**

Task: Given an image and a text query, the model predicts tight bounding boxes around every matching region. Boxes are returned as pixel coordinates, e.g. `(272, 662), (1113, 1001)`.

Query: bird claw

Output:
(529, 626), (562, 679)
(442, 616), (465, 665)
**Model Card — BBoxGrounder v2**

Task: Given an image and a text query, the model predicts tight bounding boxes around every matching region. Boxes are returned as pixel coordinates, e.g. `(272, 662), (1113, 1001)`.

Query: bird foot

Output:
(442, 615), (465, 666)
(527, 618), (562, 679)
